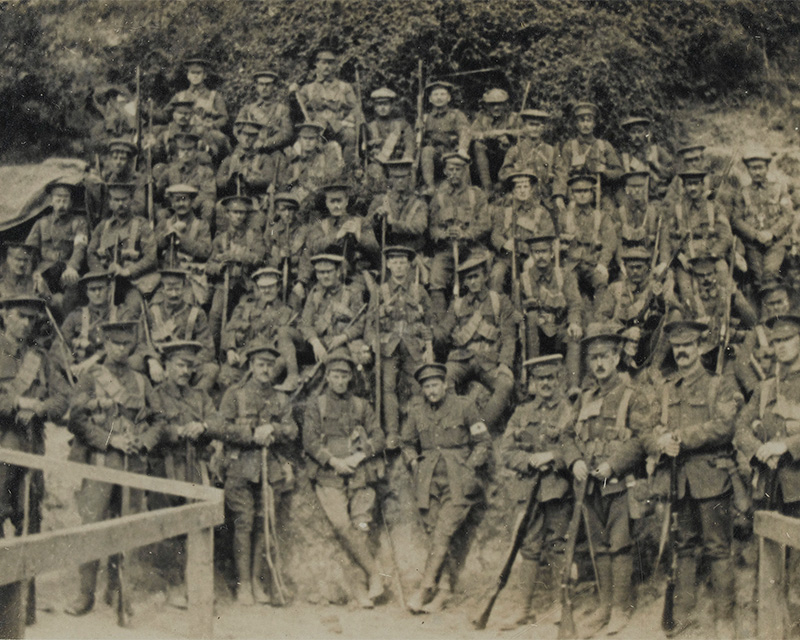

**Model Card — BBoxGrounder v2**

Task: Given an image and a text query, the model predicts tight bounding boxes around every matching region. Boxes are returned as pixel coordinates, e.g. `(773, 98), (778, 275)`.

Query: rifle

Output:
(661, 456), (680, 632)
(411, 60), (424, 191)
(146, 98), (154, 227)
(470, 128), (526, 142)
(117, 453), (131, 627)
(558, 475), (589, 639)
(650, 203), (664, 272)
(511, 207), (527, 386)
(452, 241), (460, 300)
(354, 67), (368, 179)
(294, 88), (310, 122)
(715, 239), (737, 376)
(220, 264), (231, 347)
(133, 66), (141, 171)
(44, 305), (77, 387)
(520, 81), (531, 112)
(261, 447), (287, 605)
(472, 470), (544, 630)
(110, 242), (119, 321)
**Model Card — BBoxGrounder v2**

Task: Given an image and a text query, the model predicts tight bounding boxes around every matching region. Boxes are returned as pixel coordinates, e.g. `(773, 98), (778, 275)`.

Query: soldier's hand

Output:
(572, 460), (589, 483)
(652, 262), (668, 280)
(292, 282), (305, 300)
(253, 423), (275, 446)
(756, 440), (788, 463)
(757, 230), (774, 246)
(32, 272), (46, 294)
(310, 338), (328, 362)
(528, 452), (554, 470)
(593, 462), (613, 480)
(226, 350), (240, 367)
(110, 434), (136, 455)
(658, 433), (681, 458)
(61, 266), (80, 286)
(172, 219), (188, 234)
(327, 334), (348, 351)
(495, 363), (514, 379)
(329, 456), (355, 476)
(121, 248), (140, 260)
(344, 451), (367, 468)
(148, 358), (165, 383)
(288, 82), (300, 94)
(409, 457), (419, 474)
(592, 263), (609, 287)
(16, 397), (45, 416)
(183, 421), (206, 440)
(567, 322), (583, 340)
(555, 197), (567, 215)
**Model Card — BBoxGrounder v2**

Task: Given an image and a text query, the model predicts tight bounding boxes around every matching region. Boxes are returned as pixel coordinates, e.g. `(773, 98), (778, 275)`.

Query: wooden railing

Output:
(0, 448), (224, 639)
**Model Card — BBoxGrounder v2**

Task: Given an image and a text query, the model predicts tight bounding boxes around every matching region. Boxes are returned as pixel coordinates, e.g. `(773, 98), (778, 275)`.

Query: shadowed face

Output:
(325, 191), (348, 217)
(521, 118), (544, 140)
(326, 368), (352, 394)
(86, 280), (110, 307)
(626, 123), (649, 147)
(186, 64), (206, 86)
(625, 259), (649, 286)
(533, 367), (560, 399)
(570, 184), (594, 207)
(2, 306), (39, 342)
(683, 176), (704, 200)
(314, 262), (339, 289)
(255, 276), (280, 304)
(169, 191), (194, 216)
(512, 179), (533, 202)
(50, 187), (73, 216)
(745, 159), (769, 185)
(772, 333), (800, 364)
(444, 161), (466, 187)
(763, 290), (791, 317)
(463, 267), (487, 294)
(108, 188), (133, 218)
(374, 101), (392, 117)
(161, 275), (186, 305)
(422, 377), (446, 403)
(429, 88), (451, 108)
(576, 114), (595, 136)
(255, 76), (276, 100)
(387, 255), (411, 281)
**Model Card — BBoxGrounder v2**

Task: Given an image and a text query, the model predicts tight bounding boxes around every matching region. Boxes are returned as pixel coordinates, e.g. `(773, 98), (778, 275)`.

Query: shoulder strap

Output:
(489, 290), (500, 321)
(130, 217), (140, 247)
(660, 383), (670, 425)
(80, 307), (91, 342)
(151, 305), (165, 331)
(317, 394), (327, 423)
(185, 306), (199, 340)
(236, 386), (249, 419)
(615, 386), (634, 433)
(760, 377), (775, 420)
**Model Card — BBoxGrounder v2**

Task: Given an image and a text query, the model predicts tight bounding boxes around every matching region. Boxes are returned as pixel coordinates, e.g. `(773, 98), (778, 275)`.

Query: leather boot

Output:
(64, 561), (98, 616)
(501, 558), (539, 629)
(250, 531), (271, 605)
(339, 528), (383, 607)
(711, 558), (735, 638)
(408, 543), (448, 613)
(104, 556), (119, 606)
(667, 555), (698, 637)
(606, 554), (633, 635)
(234, 532), (254, 606)
(582, 555), (612, 638)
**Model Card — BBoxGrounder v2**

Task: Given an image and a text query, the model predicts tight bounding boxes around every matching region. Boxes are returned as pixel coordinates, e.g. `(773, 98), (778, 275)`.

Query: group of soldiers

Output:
(2, 47), (800, 638)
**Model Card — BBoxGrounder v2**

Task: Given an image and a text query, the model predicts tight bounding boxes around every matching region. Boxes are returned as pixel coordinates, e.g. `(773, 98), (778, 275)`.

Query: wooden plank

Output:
(187, 527), (214, 640)
(0, 501), (223, 586)
(0, 582), (24, 639)
(758, 535), (786, 640)
(0, 448), (219, 502)
(754, 509), (800, 547)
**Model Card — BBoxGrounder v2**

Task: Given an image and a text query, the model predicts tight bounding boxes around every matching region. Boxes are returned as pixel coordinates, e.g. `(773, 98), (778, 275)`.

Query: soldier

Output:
(170, 57), (228, 132)
(563, 322), (651, 636)
(618, 115), (674, 201)
(559, 173), (618, 306)
(499, 109), (557, 205)
(731, 146), (794, 286)
(364, 88), (415, 188)
(145, 269), (218, 392)
(154, 133), (216, 225)
(436, 253), (516, 431)
(420, 81), (470, 195)
(401, 363), (491, 613)
(296, 49), (362, 168)
(217, 116), (285, 209)
(553, 102), (623, 212)
(25, 179), (88, 316)
(470, 88), (522, 194)
(364, 245), (433, 448)
(284, 122), (345, 210)
(489, 170), (556, 293)
(64, 321), (165, 618)
(237, 71), (293, 155)
(149, 98), (230, 168)
(84, 139), (146, 227)
(302, 348), (386, 608)
(644, 319), (742, 638)
(0, 243), (52, 303)
(149, 340), (215, 608)
(613, 171), (662, 259)
(263, 192), (313, 309)
(221, 267), (300, 391)
(208, 340), (298, 606)
(428, 152), (491, 312)
(367, 159), (429, 255)
(520, 235), (583, 391)
(498, 354), (574, 628)
(300, 253), (367, 365)
(87, 182), (159, 307)
(0, 297), (68, 537)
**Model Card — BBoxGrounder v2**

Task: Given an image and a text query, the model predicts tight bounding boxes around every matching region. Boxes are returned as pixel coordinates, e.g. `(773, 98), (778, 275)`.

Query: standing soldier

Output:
(499, 109), (557, 205)
(300, 253), (367, 365)
(221, 267), (300, 391)
(64, 321), (165, 618)
(154, 133), (217, 225)
(296, 49), (362, 168)
(553, 102), (623, 213)
(364, 245), (433, 449)
(364, 88), (415, 189)
(498, 354), (574, 628)
(436, 253), (516, 431)
(428, 152), (491, 312)
(644, 320), (742, 639)
(731, 146), (794, 287)
(145, 269), (218, 393)
(26, 179), (88, 316)
(470, 88), (521, 194)
(489, 170), (556, 293)
(208, 340), (298, 605)
(618, 115), (674, 201)
(560, 173), (618, 307)
(149, 340), (215, 609)
(520, 235), (583, 392)
(562, 322), (651, 636)
(302, 348), (386, 608)
(367, 160), (429, 255)
(237, 71), (293, 156)
(284, 122), (345, 211)
(87, 182), (159, 308)
(170, 57), (228, 132)
(401, 363), (491, 613)
(420, 81), (470, 195)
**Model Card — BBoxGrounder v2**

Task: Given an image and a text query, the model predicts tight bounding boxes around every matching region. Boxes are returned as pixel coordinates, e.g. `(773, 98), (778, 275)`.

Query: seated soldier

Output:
(364, 88), (415, 190)
(420, 81), (470, 195)
(0, 243), (53, 305)
(26, 179), (88, 317)
(148, 98), (230, 168)
(617, 115), (674, 201)
(520, 235), (583, 392)
(498, 354), (574, 629)
(84, 139), (147, 228)
(499, 109), (557, 206)
(206, 196), (267, 349)
(143, 269), (218, 393)
(153, 132), (216, 224)
(302, 348), (386, 608)
(155, 184), (212, 304)
(221, 267), (300, 391)
(436, 253), (516, 431)
(237, 70), (293, 156)
(470, 88), (521, 194)
(489, 170), (556, 293)
(283, 121), (345, 213)
(207, 340), (298, 606)
(169, 57), (228, 132)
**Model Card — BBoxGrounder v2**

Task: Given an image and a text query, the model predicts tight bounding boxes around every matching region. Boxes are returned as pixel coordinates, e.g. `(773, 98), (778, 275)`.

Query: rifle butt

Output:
(558, 589), (576, 639)
(471, 591), (498, 630)
(661, 579), (675, 631)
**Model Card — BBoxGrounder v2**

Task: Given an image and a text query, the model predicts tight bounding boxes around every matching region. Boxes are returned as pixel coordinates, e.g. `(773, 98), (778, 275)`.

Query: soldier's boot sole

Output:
(64, 595), (95, 617)
(407, 587), (434, 614)
(420, 587), (450, 613)
(605, 606), (632, 635)
(367, 572), (385, 603)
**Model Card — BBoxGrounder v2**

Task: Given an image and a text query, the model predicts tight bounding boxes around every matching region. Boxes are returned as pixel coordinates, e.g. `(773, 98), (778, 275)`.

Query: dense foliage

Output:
(3, 0), (800, 161)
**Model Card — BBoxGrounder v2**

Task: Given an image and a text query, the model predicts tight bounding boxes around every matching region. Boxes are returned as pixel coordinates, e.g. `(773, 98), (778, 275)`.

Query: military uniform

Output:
(300, 275), (367, 357)
(618, 116), (674, 201)
(237, 75), (293, 154)
(216, 144), (286, 205)
(499, 109), (557, 203)
(170, 84), (228, 132)
(297, 74), (361, 165)
(364, 88), (415, 189)
(283, 123), (345, 208)
(367, 175), (429, 254)
(401, 363), (491, 612)
(305, 213), (380, 275)
(154, 147), (217, 224)
(420, 81), (470, 191)
(83, 140), (147, 227)
(469, 90), (522, 191)
(613, 174), (662, 255)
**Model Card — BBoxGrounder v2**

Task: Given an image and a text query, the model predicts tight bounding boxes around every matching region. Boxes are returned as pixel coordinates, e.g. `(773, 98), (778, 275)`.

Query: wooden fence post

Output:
(187, 526), (214, 639)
